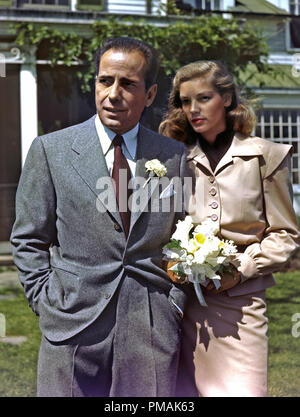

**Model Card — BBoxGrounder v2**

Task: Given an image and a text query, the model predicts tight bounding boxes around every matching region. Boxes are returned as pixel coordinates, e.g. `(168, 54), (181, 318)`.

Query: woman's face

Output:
(179, 77), (231, 144)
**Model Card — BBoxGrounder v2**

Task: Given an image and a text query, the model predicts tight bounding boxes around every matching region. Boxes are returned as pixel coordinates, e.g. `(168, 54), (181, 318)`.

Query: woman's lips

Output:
(191, 117), (205, 125)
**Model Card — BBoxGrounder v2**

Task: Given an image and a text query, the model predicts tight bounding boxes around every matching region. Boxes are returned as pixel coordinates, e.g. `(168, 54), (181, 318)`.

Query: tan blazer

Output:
(185, 132), (300, 296)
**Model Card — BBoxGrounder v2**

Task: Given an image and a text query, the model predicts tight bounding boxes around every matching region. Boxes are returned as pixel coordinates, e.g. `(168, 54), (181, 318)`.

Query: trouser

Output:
(37, 274), (182, 397)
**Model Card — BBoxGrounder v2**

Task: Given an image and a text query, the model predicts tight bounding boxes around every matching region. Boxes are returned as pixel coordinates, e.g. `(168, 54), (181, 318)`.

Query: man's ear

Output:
(145, 84), (158, 108)
(223, 93), (232, 108)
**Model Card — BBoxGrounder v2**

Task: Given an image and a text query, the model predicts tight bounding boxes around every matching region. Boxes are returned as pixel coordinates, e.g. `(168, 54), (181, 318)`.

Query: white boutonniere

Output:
(143, 159), (167, 188)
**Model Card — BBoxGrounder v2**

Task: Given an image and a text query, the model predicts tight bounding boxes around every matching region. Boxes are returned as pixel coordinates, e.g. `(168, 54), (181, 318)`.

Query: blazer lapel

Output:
(214, 151), (233, 175)
(215, 132), (264, 174)
(186, 142), (213, 174)
(230, 132), (264, 157)
(187, 133), (264, 176)
(71, 116), (121, 225)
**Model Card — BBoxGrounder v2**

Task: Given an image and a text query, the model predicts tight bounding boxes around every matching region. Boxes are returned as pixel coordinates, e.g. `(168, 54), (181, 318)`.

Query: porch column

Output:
(71, 0), (77, 11)
(20, 47), (38, 166)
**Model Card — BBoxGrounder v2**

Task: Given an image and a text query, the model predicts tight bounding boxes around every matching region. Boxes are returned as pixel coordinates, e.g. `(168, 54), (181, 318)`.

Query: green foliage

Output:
(12, 15), (271, 92)
(156, 0), (183, 16)
(12, 23), (83, 67)
(164, 238), (182, 249)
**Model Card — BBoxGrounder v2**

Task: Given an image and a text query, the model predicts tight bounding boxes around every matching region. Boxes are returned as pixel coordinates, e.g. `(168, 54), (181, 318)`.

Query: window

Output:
(290, 0), (300, 15)
(288, 1), (300, 49)
(255, 109), (300, 184)
(195, 0), (220, 10)
(290, 18), (300, 48)
(21, 0), (70, 8)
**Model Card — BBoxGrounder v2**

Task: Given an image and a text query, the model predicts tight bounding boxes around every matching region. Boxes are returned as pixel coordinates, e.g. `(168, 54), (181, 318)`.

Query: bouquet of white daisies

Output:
(162, 216), (238, 306)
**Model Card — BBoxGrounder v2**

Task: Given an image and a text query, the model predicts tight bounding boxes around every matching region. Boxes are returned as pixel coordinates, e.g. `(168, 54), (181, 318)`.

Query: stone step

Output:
(0, 272), (21, 290)
(0, 336), (28, 345)
(0, 255), (14, 266)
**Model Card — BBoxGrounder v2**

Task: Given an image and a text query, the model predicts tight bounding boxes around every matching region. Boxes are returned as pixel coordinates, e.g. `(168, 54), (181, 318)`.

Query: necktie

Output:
(112, 134), (132, 238)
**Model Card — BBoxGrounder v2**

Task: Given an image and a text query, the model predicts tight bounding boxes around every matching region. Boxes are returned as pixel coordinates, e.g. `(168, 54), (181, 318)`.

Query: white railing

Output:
(255, 109), (300, 184)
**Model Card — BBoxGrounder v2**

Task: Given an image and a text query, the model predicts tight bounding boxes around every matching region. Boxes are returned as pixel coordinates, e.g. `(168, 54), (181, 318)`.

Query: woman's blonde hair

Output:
(159, 60), (256, 143)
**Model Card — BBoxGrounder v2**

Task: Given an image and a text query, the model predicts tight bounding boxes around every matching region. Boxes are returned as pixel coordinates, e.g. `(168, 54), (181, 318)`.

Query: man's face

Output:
(95, 49), (157, 135)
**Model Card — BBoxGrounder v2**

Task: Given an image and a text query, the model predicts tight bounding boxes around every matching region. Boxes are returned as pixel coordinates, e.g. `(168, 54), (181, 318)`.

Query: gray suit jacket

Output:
(11, 116), (187, 342)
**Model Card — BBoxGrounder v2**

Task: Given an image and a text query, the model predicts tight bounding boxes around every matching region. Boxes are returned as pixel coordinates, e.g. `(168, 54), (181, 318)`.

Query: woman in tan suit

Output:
(159, 61), (300, 397)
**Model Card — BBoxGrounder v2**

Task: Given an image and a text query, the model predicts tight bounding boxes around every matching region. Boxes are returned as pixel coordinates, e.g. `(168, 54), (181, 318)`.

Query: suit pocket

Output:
(47, 267), (81, 310)
(159, 182), (176, 199)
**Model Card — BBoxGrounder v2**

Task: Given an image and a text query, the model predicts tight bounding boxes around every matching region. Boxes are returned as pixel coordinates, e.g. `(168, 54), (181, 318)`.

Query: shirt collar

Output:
(186, 131), (264, 161)
(95, 114), (138, 160)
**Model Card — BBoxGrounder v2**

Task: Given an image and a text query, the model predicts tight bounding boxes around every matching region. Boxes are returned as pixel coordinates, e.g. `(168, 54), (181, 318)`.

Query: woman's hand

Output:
(206, 268), (241, 293)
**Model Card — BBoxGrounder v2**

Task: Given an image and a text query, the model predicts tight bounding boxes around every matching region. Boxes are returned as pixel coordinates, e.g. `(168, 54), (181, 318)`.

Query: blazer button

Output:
(211, 214), (218, 221)
(211, 202), (218, 209)
(209, 188), (217, 196)
(209, 176), (215, 183)
(114, 223), (122, 232)
(104, 293), (111, 299)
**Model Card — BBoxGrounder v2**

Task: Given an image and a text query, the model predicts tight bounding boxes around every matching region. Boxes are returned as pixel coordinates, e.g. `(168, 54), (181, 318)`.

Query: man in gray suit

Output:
(11, 37), (187, 397)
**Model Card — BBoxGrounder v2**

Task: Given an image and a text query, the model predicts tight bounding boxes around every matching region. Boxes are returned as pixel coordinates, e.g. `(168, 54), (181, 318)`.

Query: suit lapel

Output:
(70, 120), (176, 236)
(129, 126), (160, 234)
(71, 116), (121, 225)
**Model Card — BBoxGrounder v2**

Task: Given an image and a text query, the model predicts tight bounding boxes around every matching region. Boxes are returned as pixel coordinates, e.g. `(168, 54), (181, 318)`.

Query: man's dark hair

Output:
(94, 37), (160, 90)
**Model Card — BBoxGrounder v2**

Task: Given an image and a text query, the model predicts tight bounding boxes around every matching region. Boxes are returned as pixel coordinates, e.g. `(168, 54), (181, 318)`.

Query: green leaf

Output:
(164, 239), (182, 249)
(12, 16), (270, 94)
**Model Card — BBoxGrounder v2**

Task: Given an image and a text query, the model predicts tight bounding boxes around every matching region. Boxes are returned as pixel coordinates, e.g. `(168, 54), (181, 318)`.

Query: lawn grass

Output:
(0, 286), (40, 397)
(267, 271), (300, 397)
(0, 271), (299, 397)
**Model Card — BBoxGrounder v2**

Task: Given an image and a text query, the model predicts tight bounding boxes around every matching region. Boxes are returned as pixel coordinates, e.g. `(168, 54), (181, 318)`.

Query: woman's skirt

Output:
(176, 288), (268, 397)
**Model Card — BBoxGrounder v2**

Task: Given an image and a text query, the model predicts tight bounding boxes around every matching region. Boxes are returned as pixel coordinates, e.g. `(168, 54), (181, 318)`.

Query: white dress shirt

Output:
(95, 114), (138, 177)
